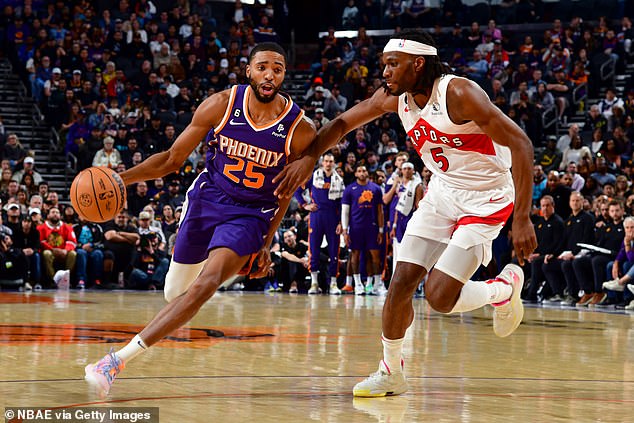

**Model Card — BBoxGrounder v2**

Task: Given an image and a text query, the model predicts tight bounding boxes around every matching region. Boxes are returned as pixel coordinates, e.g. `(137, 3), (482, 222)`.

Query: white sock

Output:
(450, 280), (513, 313)
(381, 334), (404, 374)
(345, 275), (353, 287)
(115, 334), (148, 363)
(373, 274), (382, 287)
(330, 276), (337, 286)
(353, 274), (362, 286)
(310, 272), (319, 287)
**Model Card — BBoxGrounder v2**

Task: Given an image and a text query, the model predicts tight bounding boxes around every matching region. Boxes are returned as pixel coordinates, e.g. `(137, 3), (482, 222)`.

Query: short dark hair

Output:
(388, 28), (450, 94)
(609, 199), (623, 209)
(248, 42), (287, 65)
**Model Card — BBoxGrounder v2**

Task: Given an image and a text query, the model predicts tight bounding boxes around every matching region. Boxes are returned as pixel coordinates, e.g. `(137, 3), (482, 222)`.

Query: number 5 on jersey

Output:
(430, 147), (449, 172)
(223, 157), (265, 188)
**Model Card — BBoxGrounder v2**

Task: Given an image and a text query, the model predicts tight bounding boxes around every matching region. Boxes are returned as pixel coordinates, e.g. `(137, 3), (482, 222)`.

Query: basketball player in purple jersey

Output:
(294, 152), (344, 295)
(84, 43), (316, 399)
(342, 165), (384, 295)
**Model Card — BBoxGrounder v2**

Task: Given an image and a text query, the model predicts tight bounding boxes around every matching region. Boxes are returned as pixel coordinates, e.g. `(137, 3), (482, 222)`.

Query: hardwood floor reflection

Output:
(1, 291), (632, 422)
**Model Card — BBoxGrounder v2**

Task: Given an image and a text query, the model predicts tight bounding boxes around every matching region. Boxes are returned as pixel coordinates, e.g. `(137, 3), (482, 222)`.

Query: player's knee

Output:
(164, 272), (189, 302)
(164, 284), (183, 303)
(426, 294), (454, 314)
(389, 272), (421, 293)
(424, 279), (457, 314)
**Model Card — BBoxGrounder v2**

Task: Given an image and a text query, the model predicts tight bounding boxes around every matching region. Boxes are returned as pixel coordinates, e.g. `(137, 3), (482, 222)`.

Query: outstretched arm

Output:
(274, 89), (398, 198)
(119, 90), (230, 186)
(447, 78), (537, 265)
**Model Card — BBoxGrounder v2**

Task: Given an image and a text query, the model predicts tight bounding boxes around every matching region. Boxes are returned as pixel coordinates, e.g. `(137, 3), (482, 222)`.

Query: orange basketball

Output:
(70, 167), (127, 222)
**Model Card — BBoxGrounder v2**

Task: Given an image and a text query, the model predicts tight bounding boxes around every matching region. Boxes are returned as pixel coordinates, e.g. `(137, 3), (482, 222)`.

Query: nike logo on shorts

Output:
(261, 207), (276, 214)
(489, 195), (505, 202)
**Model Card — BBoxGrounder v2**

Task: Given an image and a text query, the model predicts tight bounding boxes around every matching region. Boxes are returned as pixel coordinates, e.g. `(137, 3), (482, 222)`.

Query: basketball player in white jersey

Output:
(274, 28), (537, 397)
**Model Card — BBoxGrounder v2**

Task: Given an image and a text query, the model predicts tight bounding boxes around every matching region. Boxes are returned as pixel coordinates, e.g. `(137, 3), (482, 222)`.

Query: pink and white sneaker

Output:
(84, 349), (125, 398)
(492, 264), (525, 338)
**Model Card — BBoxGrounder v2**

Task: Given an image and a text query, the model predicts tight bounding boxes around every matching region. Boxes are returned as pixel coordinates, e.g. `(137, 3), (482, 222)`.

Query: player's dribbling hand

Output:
(273, 155), (315, 198)
(512, 217), (537, 266)
(250, 248), (272, 279)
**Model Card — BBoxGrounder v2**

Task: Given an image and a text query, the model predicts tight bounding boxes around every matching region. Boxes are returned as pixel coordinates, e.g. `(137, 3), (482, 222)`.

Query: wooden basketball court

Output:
(1, 290), (632, 422)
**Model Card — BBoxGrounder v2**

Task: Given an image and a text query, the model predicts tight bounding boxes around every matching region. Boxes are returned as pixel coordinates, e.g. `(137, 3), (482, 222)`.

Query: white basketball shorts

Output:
(402, 176), (515, 266)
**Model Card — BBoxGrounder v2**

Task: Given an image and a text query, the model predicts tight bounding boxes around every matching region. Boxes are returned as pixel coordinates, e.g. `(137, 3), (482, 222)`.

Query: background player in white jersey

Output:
(275, 29), (537, 397)
(390, 162), (424, 266)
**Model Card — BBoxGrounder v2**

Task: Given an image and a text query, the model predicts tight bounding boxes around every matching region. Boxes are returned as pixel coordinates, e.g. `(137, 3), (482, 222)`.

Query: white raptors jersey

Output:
(398, 74), (513, 191)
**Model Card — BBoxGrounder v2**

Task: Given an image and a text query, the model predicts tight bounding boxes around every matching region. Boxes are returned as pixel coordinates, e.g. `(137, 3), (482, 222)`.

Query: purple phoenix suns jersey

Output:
(204, 84), (304, 207)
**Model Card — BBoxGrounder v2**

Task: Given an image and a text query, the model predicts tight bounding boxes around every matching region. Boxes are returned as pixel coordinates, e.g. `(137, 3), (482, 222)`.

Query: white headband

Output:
(383, 38), (438, 56)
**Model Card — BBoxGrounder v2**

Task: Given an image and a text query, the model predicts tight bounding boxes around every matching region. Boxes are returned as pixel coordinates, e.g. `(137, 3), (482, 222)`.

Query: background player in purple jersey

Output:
(84, 43), (316, 399)
(342, 165), (384, 296)
(294, 152), (344, 295)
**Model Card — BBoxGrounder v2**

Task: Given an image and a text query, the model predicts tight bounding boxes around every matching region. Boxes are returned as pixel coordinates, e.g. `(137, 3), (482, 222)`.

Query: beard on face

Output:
(249, 77), (281, 104)
(49, 217), (60, 225)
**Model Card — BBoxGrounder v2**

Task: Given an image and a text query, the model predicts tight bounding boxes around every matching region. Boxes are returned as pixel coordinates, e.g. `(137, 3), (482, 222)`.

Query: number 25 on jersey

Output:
(223, 157), (265, 188)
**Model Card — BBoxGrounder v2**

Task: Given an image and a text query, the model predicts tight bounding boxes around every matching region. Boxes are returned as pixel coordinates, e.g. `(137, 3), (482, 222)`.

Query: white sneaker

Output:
(492, 264), (525, 338)
(308, 284), (321, 295)
(329, 282), (341, 295)
(353, 360), (408, 397)
(602, 279), (624, 292)
(355, 282), (365, 296)
(372, 283), (388, 296)
(628, 285), (634, 296)
(625, 299), (634, 310)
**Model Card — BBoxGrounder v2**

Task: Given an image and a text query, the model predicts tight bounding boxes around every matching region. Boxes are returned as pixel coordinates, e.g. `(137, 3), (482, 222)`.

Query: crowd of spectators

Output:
(1, 1), (634, 309)
(0, 0), (283, 290)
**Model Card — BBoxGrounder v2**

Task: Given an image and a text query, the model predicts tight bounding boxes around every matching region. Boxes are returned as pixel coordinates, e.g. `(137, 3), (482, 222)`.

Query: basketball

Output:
(70, 167), (127, 223)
